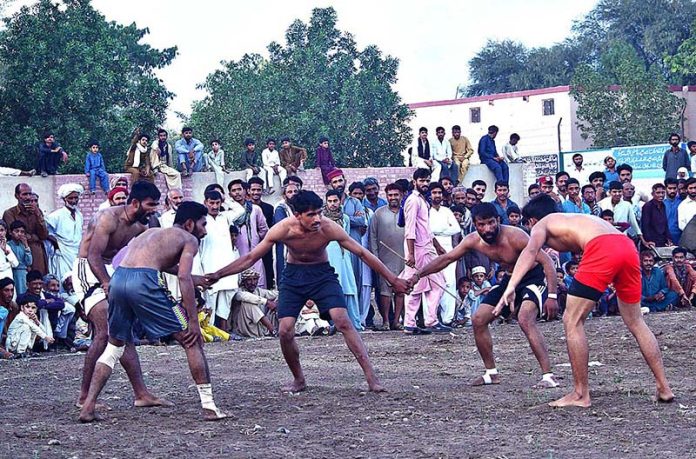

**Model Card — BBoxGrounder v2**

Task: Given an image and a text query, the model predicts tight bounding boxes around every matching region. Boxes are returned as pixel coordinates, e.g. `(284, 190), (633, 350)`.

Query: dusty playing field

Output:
(2, 311), (696, 458)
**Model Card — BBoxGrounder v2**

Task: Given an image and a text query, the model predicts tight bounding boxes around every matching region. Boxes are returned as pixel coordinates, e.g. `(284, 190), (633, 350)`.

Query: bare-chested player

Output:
(409, 202), (560, 388)
(205, 190), (411, 393)
(79, 201), (226, 422)
(497, 194), (674, 407)
(73, 180), (167, 409)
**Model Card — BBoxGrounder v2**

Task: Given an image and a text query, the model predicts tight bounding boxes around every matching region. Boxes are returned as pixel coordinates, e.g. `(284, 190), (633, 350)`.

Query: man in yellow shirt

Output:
(449, 125), (474, 185)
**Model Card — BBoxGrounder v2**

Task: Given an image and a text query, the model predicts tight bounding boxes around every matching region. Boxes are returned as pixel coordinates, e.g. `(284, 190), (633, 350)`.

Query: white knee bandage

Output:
(97, 343), (125, 369)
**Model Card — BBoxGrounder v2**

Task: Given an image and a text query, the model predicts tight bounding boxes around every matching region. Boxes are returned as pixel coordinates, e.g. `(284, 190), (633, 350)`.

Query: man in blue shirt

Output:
(478, 125), (509, 183)
(603, 156), (619, 187)
(640, 250), (678, 312)
(489, 181), (518, 225)
(664, 177), (683, 243)
(362, 177), (386, 212)
(561, 179), (591, 214)
(175, 127), (204, 176)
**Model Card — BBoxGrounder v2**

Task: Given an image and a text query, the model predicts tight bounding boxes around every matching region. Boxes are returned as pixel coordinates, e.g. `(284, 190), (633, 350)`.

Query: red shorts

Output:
(573, 234), (641, 304)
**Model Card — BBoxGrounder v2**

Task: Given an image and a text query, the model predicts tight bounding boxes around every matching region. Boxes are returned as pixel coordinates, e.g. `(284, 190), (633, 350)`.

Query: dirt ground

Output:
(3, 310), (696, 459)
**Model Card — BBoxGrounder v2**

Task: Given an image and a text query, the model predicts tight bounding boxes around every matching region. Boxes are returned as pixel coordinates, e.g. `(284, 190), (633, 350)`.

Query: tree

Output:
(571, 41), (685, 148)
(666, 19), (696, 78)
(189, 7), (412, 169)
(0, 0), (176, 173)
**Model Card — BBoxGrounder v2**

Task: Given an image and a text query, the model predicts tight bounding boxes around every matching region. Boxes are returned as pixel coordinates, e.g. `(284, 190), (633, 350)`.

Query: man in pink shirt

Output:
(401, 168), (449, 334)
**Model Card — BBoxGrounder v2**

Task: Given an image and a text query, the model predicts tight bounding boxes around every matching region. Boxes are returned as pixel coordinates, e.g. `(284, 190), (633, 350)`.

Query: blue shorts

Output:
(108, 267), (188, 342)
(278, 263), (346, 320)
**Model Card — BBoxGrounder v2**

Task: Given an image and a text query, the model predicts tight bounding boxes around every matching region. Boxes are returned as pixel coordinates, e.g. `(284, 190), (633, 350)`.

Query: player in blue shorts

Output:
(79, 202), (226, 423)
(206, 190), (411, 393)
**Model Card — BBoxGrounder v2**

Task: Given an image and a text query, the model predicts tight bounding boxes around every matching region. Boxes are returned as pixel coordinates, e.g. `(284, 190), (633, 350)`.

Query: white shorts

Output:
(72, 257), (113, 316)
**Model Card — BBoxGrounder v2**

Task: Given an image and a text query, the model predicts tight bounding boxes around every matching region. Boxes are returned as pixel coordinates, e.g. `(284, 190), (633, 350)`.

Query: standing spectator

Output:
(38, 132), (67, 177)
(158, 188), (184, 300)
(428, 183), (460, 326)
(472, 180), (487, 203)
(273, 180), (300, 282)
(0, 278), (17, 358)
(150, 129), (182, 190)
(0, 221), (18, 282)
(46, 184), (84, 283)
(431, 126), (456, 183)
(582, 184), (601, 216)
(402, 168), (448, 334)
(664, 178), (683, 243)
(640, 183), (672, 247)
(248, 177), (275, 289)
(204, 140), (227, 187)
(501, 133), (522, 163)
(316, 136), (336, 187)
(3, 184), (49, 275)
(362, 177), (386, 212)
(555, 171), (570, 202)
(8, 221), (32, 295)
(589, 171), (606, 190)
(617, 164), (650, 204)
(490, 181), (519, 225)
(567, 153), (589, 184)
(124, 131), (153, 184)
(663, 133), (690, 179)
(677, 177), (696, 232)
(688, 141), (696, 174)
(664, 247), (696, 307)
(478, 125), (509, 182)
(262, 138), (287, 192)
(640, 251), (678, 312)
(603, 156), (619, 185)
(439, 176), (454, 206)
(241, 138), (266, 186)
(228, 179), (269, 288)
(562, 179), (591, 214)
(278, 137), (307, 176)
(84, 141), (110, 195)
(348, 184), (374, 328)
(599, 182), (650, 246)
(449, 125), (474, 185)
(528, 184), (541, 199)
(369, 183), (405, 330)
(174, 126), (204, 175)
(467, 266), (491, 319)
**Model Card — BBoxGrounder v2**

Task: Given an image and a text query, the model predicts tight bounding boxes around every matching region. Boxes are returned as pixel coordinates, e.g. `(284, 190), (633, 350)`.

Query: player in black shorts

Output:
(408, 202), (560, 388)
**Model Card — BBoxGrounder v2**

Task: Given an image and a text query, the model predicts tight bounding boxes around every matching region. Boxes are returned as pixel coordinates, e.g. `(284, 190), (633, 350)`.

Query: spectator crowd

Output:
(1, 124), (695, 359)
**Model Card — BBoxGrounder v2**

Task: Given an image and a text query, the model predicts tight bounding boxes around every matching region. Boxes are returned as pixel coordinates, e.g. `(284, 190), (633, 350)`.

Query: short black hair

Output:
(687, 141), (696, 149)
(465, 188), (478, 196)
(348, 182), (365, 193)
(174, 201), (208, 226)
(555, 171), (569, 181)
(127, 181), (161, 205)
(669, 132), (681, 141)
(9, 220), (26, 231)
(452, 125), (461, 131)
(204, 183), (224, 195)
(608, 181), (623, 191)
(439, 176), (453, 185)
(385, 183), (402, 193)
(617, 163), (633, 174)
(450, 204), (467, 215)
(589, 171), (605, 182)
(429, 182), (444, 193)
(283, 176), (304, 188)
(506, 206), (521, 216)
(325, 189), (342, 200)
(181, 126), (193, 134)
(522, 194), (557, 220)
(248, 176), (265, 188)
(419, 127), (428, 133)
(487, 125), (499, 134)
(291, 190), (324, 214)
(413, 168), (431, 181)
(581, 184), (594, 194)
(572, 153), (583, 160)
(227, 178), (246, 192)
(652, 183), (666, 191)
(395, 179), (411, 193)
(494, 180), (509, 190)
(528, 184), (540, 194)
(204, 190), (223, 202)
(510, 133), (520, 142)
(672, 246), (688, 257)
(229, 225), (239, 235)
(471, 203), (499, 221)
(27, 269), (43, 283)
(456, 277), (471, 288)
(665, 177), (679, 186)
(686, 177), (696, 188)
(600, 209), (614, 218)
(266, 138), (276, 144)
(566, 178), (580, 187)
(157, 128), (168, 136)
(472, 179), (487, 189)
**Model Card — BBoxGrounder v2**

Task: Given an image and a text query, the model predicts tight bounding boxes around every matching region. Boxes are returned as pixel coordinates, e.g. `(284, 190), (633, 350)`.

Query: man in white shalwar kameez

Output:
(46, 184), (84, 284)
(159, 188), (184, 299)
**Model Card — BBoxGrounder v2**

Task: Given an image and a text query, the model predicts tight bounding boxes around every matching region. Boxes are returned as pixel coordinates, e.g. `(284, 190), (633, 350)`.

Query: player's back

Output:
(119, 227), (192, 271)
(542, 213), (619, 253)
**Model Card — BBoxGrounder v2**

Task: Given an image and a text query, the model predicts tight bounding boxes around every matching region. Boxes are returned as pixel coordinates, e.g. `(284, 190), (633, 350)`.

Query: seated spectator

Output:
(151, 129), (182, 190)
(640, 251), (678, 312)
(195, 289), (229, 343)
(477, 125), (508, 182)
(490, 181), (518, 225)
(17, 270), (65, 350)
(230, 269), (278, 338)
(564, 259), (578, 289)
(506, 206), (522, 228)
(597, 284), (619, 316)
(204, 139), (228, 187)
(262, 138), (287, 192)
(174, 126), (204, 175)
(316, 136), (337, 187)
(278, 137), (307, 176)
(432, 126), (457, 183)
(124, 131), (154, 184)
(43, 274), (75, 349)
(295, 301), (331, 336)
(241, 138), (266, 187)
(555, 269), (568, 316)
(641, 183), (672, 247)
(38, 132), (67, 177)
(501, 133), (522, 163)
(84, 141), (110, 195)
(5, 298), (53, 357)
(561, 178), (590, 214)
(0, 220), (19, 282)
(493, 268), (506, 285)
(664, 246), (696, 308)
(0, 277), (17, 359)
(454, 277), (472, 327)
(467, 266), (491, 318)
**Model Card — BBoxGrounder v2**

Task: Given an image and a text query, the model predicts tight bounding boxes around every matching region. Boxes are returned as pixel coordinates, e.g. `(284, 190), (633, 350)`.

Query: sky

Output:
(8, 0), (599, 128)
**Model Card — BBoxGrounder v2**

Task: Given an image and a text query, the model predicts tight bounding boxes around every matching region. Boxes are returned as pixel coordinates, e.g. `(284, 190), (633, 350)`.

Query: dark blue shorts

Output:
(108, 267), (188, 342)
(278, 263), (346, 320)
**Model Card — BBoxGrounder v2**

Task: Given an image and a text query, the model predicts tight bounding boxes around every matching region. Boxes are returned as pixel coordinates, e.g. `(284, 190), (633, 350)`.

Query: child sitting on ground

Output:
(6, 299), (54, 358)
(84, 141), (110, 195)
(564, 259), (579, 289)
(196, 288), (229, 343)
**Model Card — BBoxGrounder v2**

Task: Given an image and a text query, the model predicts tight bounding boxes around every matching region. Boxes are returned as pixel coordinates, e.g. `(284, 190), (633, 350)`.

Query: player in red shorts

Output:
(495, 194), (674, 408)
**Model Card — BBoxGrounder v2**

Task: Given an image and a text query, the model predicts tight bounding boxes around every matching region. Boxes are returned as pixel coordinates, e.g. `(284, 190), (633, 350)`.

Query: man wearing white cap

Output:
(46, 183), (84, 283)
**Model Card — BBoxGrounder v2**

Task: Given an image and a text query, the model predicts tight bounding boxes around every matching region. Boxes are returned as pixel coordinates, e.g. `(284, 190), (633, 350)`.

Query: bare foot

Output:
(471, 373), (501, 386)
(549, 391), (591, 408)
(134, 396), (174, 408)
(368, 381), (387, 393)
(281, 379), (307, 393)
(654, 389), (675, 403)
(78, 408), (104, 423)
(75, 400), (111, 411)
(202, 408), (228, 421)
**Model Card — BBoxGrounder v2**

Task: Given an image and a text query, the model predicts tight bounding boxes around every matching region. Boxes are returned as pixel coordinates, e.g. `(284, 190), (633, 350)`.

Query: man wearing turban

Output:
(46, 183), (84, 283)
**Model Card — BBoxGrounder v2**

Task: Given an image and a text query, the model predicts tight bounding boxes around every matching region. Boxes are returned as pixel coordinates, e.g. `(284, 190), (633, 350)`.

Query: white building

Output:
(407, 85), (696, 160)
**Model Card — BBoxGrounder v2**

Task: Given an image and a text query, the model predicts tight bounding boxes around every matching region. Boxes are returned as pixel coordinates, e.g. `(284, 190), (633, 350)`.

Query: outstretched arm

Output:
(332, 223), (400, 287)
(417, 235), (472, 279)
(209, 226), (279, 280)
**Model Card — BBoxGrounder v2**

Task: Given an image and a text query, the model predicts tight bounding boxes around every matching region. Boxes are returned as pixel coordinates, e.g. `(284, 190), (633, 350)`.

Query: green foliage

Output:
(0, 0), (176, 173)
(666, 19), (696, 78)
(189, 7), (413, 169)
(571, 41), (685, 148)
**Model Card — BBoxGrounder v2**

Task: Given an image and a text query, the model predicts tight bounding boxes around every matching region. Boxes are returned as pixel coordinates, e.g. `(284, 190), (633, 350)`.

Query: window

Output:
(470, 107), (481, 123)
(542, 98), (555, 116)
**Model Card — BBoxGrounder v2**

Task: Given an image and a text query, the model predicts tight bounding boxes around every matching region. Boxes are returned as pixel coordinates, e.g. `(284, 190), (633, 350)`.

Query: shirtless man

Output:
(497, 194), (674, 407)
(205, 190), (411, 392)
(79, 202), (225, 423)
(410, 202), (559, 388)
(73, 181), (166, 409)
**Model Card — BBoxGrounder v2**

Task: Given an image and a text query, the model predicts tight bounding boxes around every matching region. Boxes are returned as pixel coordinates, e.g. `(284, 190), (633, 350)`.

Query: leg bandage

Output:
(197, 383), (224, 417)
(96, 343), (125, 369)
(541, 372), (559, 387)
(482, 368), (498, 384)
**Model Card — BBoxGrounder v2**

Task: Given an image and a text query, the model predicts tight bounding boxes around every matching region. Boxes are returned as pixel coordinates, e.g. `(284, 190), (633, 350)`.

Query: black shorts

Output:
(108, 267), (188, 342)
(482, 264), (548, 318)
(278, 263), (346, 320)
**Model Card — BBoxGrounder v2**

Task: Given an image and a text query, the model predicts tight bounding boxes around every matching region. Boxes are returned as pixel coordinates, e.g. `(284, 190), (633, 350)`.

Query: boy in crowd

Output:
(84, 141), (110, 195)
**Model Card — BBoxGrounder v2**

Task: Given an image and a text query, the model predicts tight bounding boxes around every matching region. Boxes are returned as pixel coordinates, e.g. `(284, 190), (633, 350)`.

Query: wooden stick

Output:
(378, 241), (459, 301)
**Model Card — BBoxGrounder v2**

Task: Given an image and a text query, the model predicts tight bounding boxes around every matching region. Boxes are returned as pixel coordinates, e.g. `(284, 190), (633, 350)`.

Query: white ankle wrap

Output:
(197, 383), (223, 416)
